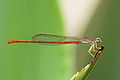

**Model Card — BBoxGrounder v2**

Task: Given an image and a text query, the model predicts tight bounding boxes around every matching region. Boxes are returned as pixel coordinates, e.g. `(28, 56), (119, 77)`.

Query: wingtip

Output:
(32, 34), (40, 40)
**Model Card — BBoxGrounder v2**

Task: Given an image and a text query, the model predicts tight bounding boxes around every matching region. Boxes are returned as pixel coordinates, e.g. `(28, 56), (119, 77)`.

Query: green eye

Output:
(96, 37), (101, 43)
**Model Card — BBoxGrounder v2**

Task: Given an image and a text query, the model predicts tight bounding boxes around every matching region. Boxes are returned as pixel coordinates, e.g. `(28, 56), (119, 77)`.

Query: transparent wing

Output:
(32, 34), (82, 45)
(32, 34), (82, 41)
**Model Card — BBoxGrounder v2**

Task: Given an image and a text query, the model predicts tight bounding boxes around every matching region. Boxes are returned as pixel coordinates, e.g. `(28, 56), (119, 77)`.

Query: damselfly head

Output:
(96, 37), (102, 44)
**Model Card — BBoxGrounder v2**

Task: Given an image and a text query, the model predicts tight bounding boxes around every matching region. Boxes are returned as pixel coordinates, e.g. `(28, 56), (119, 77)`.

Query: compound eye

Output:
(97, 38), (100, 41)
(96, 38), (101, 43)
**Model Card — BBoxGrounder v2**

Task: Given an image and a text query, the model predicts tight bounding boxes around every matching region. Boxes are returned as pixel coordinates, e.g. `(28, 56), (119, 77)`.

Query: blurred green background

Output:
(0, 0), (72, 80)
(0, 0), (120, 80)
(76, 0), (120, 80)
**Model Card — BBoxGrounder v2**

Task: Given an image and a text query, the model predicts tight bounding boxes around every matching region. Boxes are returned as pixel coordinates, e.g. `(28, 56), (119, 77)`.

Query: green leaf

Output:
(71, 45), (104, 80)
